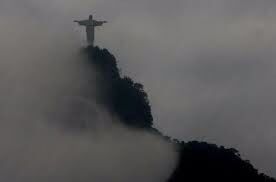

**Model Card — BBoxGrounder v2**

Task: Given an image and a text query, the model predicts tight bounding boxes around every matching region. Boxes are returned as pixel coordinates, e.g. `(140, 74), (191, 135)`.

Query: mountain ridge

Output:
(83, 45), (276, 182)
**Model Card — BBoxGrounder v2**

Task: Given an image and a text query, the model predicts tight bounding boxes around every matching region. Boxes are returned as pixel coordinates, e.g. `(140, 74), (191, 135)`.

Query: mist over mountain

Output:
(0, 0), (276, 181)
(0, 16), (176, 182)
(0, 15), (274, 181)
(82, 45), (276, 182)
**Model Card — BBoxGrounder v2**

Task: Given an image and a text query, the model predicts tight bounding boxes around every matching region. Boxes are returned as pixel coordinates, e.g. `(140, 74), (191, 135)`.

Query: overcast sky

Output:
(1, 0), (276, 177)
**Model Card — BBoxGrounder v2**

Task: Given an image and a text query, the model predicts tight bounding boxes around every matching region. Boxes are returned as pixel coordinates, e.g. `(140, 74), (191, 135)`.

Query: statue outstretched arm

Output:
(74, 20), (89, 26)
(93, 20), (107, 27)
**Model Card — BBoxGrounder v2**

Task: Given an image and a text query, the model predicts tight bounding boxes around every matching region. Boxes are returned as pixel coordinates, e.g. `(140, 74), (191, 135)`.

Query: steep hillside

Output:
(83, 46), (276, 182)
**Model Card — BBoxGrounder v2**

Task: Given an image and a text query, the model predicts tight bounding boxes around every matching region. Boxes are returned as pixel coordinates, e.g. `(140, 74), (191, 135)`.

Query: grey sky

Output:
(1, 0), (276, 178)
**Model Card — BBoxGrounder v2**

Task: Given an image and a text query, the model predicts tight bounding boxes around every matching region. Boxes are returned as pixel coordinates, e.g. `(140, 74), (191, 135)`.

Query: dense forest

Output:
(83, 46), (275, 182)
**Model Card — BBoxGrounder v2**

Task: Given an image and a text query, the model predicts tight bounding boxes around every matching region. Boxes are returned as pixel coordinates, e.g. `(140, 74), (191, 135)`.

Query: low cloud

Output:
(0, 11), (177, 182)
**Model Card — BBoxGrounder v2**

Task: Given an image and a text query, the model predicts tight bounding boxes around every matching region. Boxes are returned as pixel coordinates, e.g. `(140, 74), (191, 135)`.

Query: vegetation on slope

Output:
(83, 46), (276, 182)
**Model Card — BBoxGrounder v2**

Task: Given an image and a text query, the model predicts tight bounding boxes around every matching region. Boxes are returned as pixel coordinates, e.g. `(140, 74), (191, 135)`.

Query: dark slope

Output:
(83, 46), (153, 129)
(169, 141), (276, 182)
(82, 46), (275, 182)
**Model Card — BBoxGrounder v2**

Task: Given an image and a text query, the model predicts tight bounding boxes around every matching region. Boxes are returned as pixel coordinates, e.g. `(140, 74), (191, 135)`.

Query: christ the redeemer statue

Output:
(74, 15), (107, 46)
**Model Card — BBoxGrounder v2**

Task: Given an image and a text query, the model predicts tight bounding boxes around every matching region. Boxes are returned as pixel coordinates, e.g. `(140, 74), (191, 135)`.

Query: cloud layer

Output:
(0, 5), (177, 182)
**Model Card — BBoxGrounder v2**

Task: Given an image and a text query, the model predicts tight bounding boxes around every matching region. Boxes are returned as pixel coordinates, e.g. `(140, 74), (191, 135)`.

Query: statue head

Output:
(89, 15), (93, 20)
